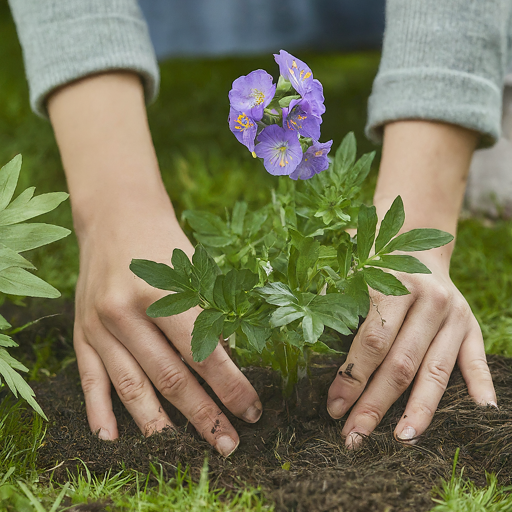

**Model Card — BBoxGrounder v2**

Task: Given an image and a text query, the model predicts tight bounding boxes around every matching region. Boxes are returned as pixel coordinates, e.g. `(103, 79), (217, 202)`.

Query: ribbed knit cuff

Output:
(9, 0), (159, 118)
(367, 68), (502, 147)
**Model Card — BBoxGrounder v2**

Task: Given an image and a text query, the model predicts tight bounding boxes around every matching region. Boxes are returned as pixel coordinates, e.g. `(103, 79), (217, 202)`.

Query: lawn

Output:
(1, 1), (512, 510)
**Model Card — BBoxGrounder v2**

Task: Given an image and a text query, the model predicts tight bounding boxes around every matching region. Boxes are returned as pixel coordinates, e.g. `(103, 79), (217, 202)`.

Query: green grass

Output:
(431, 449), (512, 512)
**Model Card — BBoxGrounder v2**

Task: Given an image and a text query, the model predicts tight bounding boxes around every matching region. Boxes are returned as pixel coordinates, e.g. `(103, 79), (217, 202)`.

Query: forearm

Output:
(373, 120), (478, 270)
(47, 72), (173, 239)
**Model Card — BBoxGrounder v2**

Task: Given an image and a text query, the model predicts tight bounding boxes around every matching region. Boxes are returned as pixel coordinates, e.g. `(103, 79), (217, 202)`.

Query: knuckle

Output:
(425, 359), (452, 389)
(388, 353), (417, 390)
(80, 371), (101, 394)
(218, 378), (248, 409)
(451, 299), (470, 322)
(355, 403), (383, 426)
(466, 356), (493, 381)
(155, 365), (188, 396)
(116, 374), (146, 404)
(96, 292), (132, 323)
(429, 286), (451, 311)
(360, 330), (389, 357)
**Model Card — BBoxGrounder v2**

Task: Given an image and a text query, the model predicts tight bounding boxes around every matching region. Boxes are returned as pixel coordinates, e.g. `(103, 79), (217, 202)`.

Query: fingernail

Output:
(488, 401), (499, 410)
(216, 436), (238, 457)
(327, 398), (346, 419)
(242, 401), (263, 423)
(397, 426), (417, 443)
(98, 428), (112, 441)
(346, 432), (363, 450)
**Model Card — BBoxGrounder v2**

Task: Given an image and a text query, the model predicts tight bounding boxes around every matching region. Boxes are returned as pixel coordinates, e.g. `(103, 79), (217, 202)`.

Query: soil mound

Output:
(32, 354), (512, 512)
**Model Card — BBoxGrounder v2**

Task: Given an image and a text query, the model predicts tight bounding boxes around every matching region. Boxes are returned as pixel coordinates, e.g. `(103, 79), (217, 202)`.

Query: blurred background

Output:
(0, 0), (511, 356)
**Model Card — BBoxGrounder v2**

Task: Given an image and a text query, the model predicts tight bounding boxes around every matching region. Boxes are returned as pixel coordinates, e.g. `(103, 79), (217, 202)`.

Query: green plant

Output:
(131, 133), (452, 396)
(0, 155), (70, 417)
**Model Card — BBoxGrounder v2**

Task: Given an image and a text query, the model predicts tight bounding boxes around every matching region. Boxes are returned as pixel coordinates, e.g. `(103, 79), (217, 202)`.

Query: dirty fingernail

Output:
(346, 432), (363, 450)
(216, 436), (238, 457)
(98, 428), (112, 441)
(397, 426), (417, 443)
(242, 401), (263, 423)
(488, 401), (499, 410)
(327, 398), (346, 419)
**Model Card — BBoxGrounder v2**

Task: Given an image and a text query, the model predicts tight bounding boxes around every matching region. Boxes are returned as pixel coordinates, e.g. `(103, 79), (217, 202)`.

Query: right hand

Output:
(73, 198), (262, 457)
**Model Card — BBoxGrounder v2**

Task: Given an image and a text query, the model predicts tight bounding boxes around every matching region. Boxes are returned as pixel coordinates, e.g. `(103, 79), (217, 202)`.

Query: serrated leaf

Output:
(0, 333), (17, 347)
(130, 259), (192, 292)
(171, 248), (193, 274)
(241, 321), (270, 353)
(310, 293), (358, 331)
(302, 313), (324, 344)
(0, 350), (47, 419)
(334, 132), (357, 175)
(0, 192), (69, 226)
(382, 229), (454, 253)
(191, 309), (225, 362)
(343, 272), (370, 318)
(308, 340), (344, 356)
(270, 306), (304, 328)
(0, 243), (35, 272)
(222, 317), (241, 339)
(183, 210), (229, 236)
(0, 154), (21, 211)
(375, 196), (405, 254)
(191, 245), (221, 302)
(0, 223), (70, 252)
(367, 255), (431, 274)
(363, 267), (410, 296)
(257, 282), (298, 306)
(231, 201), (247, 235)
(0, 314), (11, 330)
(357, 204), (377, 262)
(0, 267), (60, 298)
(146, 291), (200, 318)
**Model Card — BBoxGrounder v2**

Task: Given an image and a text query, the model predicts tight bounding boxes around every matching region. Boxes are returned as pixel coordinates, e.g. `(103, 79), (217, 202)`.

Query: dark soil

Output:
(7, 300), (512, 512)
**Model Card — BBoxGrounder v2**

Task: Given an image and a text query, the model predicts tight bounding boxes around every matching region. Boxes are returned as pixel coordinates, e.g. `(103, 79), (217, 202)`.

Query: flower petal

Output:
(229, 70), (276, 121)
(255, 125), (302, 176)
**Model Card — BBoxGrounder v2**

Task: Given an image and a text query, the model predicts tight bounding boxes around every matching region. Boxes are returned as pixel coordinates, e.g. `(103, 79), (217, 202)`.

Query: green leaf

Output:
(0, 243), (35, 272)
(337, 243), (352, 279)
(310, 294), (358, 332)
(222, 317), (240, 338)
(171, 248), (193, 274)
(296, 237), (320, 291)
(334, 132), (356, 175)
(363, 267), (410, 296)
(220, 268), (258, 312)
(302, 313), (324, 344)
(257, 282), (298, 307)
(357, 204), (377, 262)
(382, 229), (454, 253)
(308, 340), (344, 356)
(270, 305), (304, 327)
(0, 155), (21, 211)
(367, 255), (431, 274)
(343, 152), (375, 190)
(182, 210), (229, 236)
(0, 333), (17, 347)
(231, 201), (247, 235)
(375, 196), (405, 254)
(0, 349), (47, 419)
(0, 192), (69, 226)
(213, 275), (229, 311)
(130, 259), (192, 292)
(343, 272), (370, 318)
(0, 223), (70, 252)
(146, 291), (200, 318)
(0, 314), (11, 330)
(241, 321), (270, 353)
(193, 233), (237, 248)
(191, 309), (225, 362)
(192, 245), (221, 302)
(278, 95), (301, 108)
(0, 267), (60, 298)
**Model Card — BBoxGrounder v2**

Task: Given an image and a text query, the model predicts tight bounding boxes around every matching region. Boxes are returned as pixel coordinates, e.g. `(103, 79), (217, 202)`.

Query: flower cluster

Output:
(228, 50), (332, 180)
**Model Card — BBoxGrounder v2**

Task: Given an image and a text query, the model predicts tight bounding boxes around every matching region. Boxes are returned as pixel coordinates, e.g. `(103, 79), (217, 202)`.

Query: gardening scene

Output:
(1, 1), (512, 511)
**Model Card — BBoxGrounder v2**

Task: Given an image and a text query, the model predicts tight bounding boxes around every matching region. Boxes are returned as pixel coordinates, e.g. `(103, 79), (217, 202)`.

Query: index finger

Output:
(327, 294), (413, 419)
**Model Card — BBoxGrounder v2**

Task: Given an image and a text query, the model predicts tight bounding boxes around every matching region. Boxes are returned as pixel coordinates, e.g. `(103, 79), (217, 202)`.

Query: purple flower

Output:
(228, 109), (257, 152)
(229, 70), (276, 121)
(254, 125), (302, 176)
(283, 98), (321, 140)
(305, 79), (326, 117)
(290, 140), (333, 180)
(274, 50), (313, 97)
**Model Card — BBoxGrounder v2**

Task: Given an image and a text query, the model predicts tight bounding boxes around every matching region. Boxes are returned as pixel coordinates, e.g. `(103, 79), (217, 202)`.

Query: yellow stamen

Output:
(236, 113), (254, 130)
(251, 89), (265, 105)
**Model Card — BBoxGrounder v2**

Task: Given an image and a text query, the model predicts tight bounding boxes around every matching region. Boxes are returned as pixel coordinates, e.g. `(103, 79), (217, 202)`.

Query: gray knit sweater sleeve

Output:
(8, 0), (159, 118)
(367, 0), (512, 147)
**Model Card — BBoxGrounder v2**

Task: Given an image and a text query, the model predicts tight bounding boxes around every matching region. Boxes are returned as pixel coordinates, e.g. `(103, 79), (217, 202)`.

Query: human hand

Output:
(326, 250), (496, 448)
(73, 201), (262, 456)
